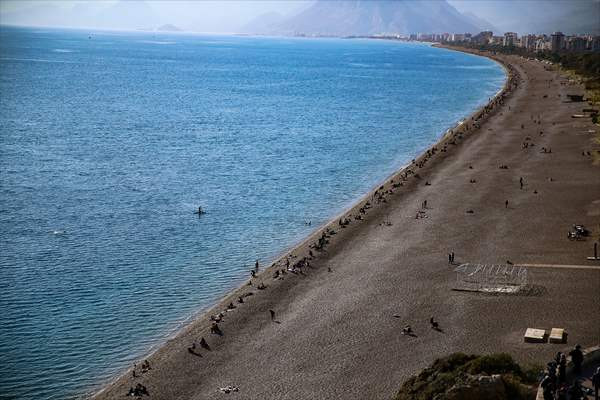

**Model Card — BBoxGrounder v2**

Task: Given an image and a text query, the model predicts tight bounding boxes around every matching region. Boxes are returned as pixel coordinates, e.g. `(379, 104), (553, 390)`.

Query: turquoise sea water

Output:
(0, 26), (505, 399)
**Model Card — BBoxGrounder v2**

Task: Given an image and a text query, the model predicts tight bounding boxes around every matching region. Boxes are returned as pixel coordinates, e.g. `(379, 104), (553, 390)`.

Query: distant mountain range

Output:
(1, 0), (598, 36)
(242, 0), (491, 36)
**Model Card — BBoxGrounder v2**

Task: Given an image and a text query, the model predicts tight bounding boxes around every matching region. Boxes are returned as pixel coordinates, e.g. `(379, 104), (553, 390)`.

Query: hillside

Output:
(243, 0), (481, 36)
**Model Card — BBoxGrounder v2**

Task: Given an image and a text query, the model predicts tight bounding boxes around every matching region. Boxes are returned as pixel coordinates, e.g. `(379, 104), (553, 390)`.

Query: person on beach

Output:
(505, 200), (509, 208)
(569, 344), (584, 375)
(558, 353), (567, 384)
(520, 177), (524, 189)
(592, 366), (600, 400)
(198, 337), (209, 351)
(429, 317), (439, 330)
(211, 322), (222, 335)
(541, 374), (555, 400)
(269, 309), (275, 321)
(255, 260), (259, 272)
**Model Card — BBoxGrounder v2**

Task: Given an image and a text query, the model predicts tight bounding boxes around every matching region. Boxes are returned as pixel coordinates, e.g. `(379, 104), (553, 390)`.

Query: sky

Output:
(0, 1), (311, 32)
(0, 0), (598, 34)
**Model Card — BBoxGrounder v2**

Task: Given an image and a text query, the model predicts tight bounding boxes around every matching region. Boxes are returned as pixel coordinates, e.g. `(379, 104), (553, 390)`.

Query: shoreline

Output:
(91, 43), (511, 397)
(93, 43), (599, 400)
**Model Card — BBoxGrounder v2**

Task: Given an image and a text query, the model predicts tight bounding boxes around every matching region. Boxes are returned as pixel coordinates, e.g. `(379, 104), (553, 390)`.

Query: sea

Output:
(0, 26), (505, 399)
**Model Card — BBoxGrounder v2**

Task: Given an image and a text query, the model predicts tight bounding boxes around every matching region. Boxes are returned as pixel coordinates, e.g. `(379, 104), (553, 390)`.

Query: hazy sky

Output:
(0, 1), (311, 32)
(1, 0), (598, 34)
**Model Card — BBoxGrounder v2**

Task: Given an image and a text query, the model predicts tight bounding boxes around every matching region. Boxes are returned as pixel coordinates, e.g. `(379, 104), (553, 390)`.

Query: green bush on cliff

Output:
(394, 353), (540, 400)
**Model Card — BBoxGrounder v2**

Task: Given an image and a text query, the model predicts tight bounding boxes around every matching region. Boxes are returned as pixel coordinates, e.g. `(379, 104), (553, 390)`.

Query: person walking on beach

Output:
(269, 309), (275, 321)
(520, 177), (524, 189)
(255, 260), (259, 273)
(505, 200), (509, 208)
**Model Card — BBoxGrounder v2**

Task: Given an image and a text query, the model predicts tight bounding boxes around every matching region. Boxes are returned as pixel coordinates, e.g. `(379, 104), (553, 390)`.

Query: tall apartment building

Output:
(473, 31), (493, 44)
(551, 32), (565, 51)
(503, 32), (518, 47)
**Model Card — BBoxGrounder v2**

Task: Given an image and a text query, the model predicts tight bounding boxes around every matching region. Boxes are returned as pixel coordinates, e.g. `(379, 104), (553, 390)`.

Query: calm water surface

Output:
(0, 26), (505, 399)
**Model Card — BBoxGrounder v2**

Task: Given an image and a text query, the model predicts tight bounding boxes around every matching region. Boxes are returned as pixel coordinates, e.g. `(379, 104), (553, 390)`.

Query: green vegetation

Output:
(394, 353), (541, 400)
(460, 43), (600, 106)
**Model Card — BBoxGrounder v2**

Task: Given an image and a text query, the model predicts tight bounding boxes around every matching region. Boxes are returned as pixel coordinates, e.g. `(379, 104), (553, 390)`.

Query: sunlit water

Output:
(0, 26), (505, 399)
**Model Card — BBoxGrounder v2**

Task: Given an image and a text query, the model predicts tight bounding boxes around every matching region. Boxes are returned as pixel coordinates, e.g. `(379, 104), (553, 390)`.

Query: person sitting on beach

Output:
(211, 322), (222, 335)
(200, 337), (210, 350)
(188, 342), (197, 354)
(227, 302), (236, 310)
(136, 383), (149, 396)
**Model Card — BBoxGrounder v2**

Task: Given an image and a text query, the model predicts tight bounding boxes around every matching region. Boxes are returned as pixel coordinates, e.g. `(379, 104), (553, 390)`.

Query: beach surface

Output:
(94, 49), (600, 400)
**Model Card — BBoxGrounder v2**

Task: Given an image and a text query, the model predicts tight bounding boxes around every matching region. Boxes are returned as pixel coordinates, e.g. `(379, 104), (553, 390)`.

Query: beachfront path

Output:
(95, 52), (600, 400)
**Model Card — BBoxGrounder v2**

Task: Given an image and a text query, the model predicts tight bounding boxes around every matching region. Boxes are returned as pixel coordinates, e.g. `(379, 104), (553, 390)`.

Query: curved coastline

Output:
(91, 43), (514, 398)
(95, 37), (600, 399)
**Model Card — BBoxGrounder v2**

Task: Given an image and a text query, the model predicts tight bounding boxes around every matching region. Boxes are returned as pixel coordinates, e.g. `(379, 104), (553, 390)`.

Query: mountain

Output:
(240, 12), (286, 34)
(156, 24), (183, 32)
(242, 0), (481, 36)
(461, 11), (497, 32)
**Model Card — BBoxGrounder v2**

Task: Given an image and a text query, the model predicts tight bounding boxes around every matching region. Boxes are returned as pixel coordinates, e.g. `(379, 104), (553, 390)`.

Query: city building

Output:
(473, 31), (493, 44)
(551, 32), (565, 51)
(503, 32), (518, 47)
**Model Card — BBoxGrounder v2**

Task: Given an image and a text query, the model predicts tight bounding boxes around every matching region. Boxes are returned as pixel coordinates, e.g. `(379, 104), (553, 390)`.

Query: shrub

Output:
(464, 353), (521, 376)
(394, 353), (539, 400)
